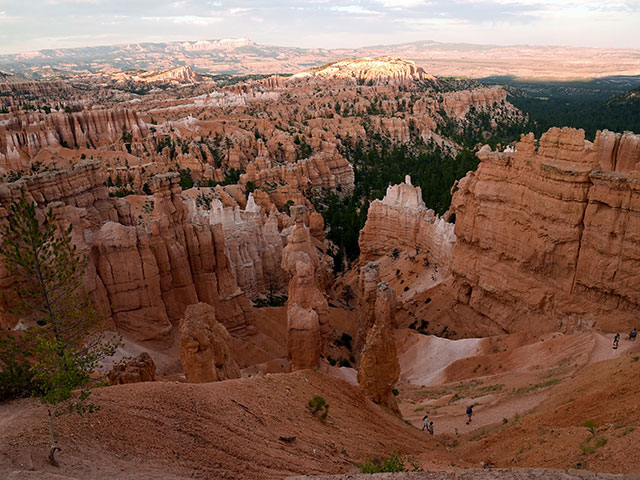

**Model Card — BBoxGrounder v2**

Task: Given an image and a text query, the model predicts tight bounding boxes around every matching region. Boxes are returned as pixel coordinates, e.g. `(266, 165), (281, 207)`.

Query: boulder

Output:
(108, 352), (156, 385)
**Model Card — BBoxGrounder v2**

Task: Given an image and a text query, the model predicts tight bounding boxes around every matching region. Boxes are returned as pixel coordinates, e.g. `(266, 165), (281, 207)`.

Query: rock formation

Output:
(0, 109), (147, 172)
(185, 191), (285, 300)
(0, 161), (251, 341)
(107, 352), (156, 385)
(450, 127), (640, 333)
(242, 147), (355, 195)
(441, 88), (507, 118)
(178, 302), (241, 383)
(355, 261), (380, 353)
(291, 57), (435, 85)
(358, 282), (401, 414)
(359, 175), (455, 268)
(124, 65), (204, 84)
(282, 206), (332, 371)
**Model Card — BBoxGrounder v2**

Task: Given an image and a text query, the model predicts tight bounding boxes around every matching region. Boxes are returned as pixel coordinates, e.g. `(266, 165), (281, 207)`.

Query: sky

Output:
(0, 0), (639, 54)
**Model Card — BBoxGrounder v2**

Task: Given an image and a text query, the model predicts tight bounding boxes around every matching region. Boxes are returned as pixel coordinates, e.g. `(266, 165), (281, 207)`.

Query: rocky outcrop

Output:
(0, 161), (251, 341)
(282, 206), (332, 371)
(185, 192), (285, 300)
(242, 147), (355, 195)
(441, 88), (507, 118)
(0, 108), (147, 172)
(450, 127), (640, 333)
(107, 352), (156, 385)
(128, 65), (204, 84)
(178, 302), (241, 383)
(359, 175), (455, 268)
(291, 57), (435, 85)
(355, 262), (380, 354)
(358, 282), (401, 414)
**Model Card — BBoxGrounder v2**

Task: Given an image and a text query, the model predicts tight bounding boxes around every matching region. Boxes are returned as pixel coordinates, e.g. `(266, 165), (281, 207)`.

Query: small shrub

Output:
(308, 395), (329, 420)
(338, 358), (352, 368)
(595, 436), (607, 448)
(392, 388), (399, 396)
(327, 356), (337, 366)
(336, 332), (353, 350)
(358, 452), (406, 473)
(579, 442), (596, 455)
(583, 419), (598, 436)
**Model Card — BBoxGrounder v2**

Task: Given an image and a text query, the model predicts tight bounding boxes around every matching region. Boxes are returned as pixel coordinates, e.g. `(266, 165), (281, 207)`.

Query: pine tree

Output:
(0, 193), (118, 466)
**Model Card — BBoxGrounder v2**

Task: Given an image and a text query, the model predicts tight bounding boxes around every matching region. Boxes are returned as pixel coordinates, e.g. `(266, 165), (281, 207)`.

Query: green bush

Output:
(358, 452), (406, 473)
(308, 395), (329, 420)
(338, 358), (352, 368)
(583, 419), (598, 436)
(0, 335), (41, 401)
(336, 332), (353, 350)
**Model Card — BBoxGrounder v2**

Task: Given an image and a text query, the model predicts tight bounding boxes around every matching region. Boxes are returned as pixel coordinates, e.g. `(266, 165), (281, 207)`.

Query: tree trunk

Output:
(47, 407), (60, 467)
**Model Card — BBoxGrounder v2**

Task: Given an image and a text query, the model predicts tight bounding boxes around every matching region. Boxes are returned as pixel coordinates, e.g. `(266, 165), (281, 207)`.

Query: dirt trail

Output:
(397, 329), (639, 439)
(587, 331), (637, 364)
(410, 391), (549, 436)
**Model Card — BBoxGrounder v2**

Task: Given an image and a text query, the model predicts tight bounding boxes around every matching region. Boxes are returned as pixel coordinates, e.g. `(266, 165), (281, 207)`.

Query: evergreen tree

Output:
(0, 194), (118, 466)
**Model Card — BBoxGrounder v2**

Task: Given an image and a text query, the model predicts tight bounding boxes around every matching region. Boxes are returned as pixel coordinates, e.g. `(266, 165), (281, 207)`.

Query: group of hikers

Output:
(419, 327), (638, 436)
(419, 328), (638, 436)
(613, 328), (637, 349)
(422, 405), (474, 435)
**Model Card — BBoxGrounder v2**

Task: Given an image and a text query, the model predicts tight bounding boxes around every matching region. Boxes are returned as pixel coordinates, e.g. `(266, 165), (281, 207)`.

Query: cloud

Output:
(331, 5), (379, 15)
(0, 10), (21, 22)
(142, 15), (222, 25)
(0, 0), (638, 53)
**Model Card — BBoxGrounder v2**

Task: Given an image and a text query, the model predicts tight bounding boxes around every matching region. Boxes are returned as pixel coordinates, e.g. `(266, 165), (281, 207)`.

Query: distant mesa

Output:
(114, 65), (204, 84)
(290, 57), (435, 85)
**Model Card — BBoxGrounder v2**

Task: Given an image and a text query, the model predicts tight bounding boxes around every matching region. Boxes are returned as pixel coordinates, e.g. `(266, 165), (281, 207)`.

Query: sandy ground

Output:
(2, 300), (639, 479)
(0, 371), (449, 480)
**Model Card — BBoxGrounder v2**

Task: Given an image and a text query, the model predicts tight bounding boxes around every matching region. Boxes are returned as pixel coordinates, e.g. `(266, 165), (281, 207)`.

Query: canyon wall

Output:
(0, 160), (251, 343)
(359, 175), (456, 268)
(450, 127), (640, 333)
(441, 87), (507, 118)
(0, 108), (147, 172)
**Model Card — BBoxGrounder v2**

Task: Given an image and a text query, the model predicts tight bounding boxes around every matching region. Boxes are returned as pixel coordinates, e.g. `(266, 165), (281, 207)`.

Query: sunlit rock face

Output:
(358, 175), (455, 270)
(450, 127), (640, 333)
(290, 57), (435, 85)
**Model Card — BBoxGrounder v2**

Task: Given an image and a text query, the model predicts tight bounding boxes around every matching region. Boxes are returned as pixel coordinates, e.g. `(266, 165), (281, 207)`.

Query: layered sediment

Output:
(450, 127), (640, 332)
(359, 175), (455, 269)
(0, 160), (251, 342)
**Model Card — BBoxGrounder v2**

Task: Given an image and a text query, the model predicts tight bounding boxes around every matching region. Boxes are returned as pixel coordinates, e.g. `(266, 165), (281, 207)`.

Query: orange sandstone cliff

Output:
(450, 127), (640, 333)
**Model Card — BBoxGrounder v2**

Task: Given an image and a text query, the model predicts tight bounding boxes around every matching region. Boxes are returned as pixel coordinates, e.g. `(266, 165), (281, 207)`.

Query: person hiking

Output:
(427, 421), (434, 435)
(613, 333), (621, 349)
(421, 414), (429, 431)
(466, 405), (473, 424)
(628, 328), (637, 341)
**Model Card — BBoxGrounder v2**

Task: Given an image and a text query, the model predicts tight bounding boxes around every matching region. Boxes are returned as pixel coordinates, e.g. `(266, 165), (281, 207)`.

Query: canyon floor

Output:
(2, 308), (639, 479)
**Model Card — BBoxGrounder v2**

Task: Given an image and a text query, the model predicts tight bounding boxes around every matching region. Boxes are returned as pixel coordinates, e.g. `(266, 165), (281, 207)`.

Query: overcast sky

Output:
(0, 0), (638, 54)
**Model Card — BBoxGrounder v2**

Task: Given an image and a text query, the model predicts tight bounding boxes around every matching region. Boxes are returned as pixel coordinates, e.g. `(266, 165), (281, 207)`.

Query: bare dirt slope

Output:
(0, 371), (442, 480)
(393, 327), (640, 475)
(461, 350), (640, 474)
